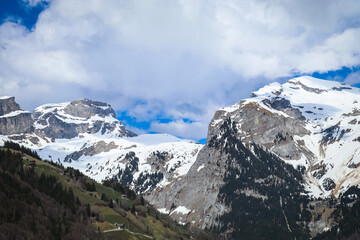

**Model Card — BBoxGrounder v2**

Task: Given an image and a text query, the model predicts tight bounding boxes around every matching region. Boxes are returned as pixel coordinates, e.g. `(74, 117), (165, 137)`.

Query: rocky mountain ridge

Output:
(1, 76), (360, 238)
(208, 76), (360, 198)
(0, 97), (136, 144)
(33, 98), (136, 140)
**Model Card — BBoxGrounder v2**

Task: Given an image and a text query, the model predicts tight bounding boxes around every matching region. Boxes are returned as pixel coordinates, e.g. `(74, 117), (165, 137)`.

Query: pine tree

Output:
(86, 203), (91, 217)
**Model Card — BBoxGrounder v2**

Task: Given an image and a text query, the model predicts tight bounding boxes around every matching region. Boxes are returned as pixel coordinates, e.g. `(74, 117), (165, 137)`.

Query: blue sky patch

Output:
(0, 0), (49, 30)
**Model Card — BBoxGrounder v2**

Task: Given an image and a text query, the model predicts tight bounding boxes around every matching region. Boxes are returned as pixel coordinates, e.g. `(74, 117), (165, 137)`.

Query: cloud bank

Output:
(0, 0), (360, 139)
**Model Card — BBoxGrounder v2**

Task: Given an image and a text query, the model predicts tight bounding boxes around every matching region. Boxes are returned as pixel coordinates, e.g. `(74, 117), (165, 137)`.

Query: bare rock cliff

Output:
(33, 99), (136, 139)
(0, 97), (33, 135)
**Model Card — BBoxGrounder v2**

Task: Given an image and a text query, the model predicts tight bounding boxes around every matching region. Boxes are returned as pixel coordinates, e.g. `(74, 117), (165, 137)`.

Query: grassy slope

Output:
(21, 151), (191, 240)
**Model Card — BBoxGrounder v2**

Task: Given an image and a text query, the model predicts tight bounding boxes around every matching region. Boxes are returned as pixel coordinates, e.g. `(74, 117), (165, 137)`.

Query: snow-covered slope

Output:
(210, 76), (360, 198)
(36, 133), (202, 194)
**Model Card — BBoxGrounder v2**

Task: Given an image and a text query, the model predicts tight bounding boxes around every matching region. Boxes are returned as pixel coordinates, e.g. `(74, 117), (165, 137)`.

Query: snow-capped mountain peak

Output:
(209, 76), (360, 198)
(32, 98), (136, 140)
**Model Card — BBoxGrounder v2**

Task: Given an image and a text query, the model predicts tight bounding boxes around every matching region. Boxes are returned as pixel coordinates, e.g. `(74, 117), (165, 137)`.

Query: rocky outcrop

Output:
(64, 141), (119, 162)
(0, 97), (135, 139)
(208, 99), (311, 161)
(63, 99), (116, 118)
(0, 97), (33, 135)
(33, 99), (136, 139)
(146, 144), (228, 228)
(0, 97), (21, 115)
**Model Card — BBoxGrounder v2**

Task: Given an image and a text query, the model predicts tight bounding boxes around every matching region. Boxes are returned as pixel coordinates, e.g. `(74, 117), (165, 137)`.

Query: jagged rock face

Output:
(146, 144), (228, 227)
(33, 99), (136, 139)
(0, 97), (33, 135)
(63, 99), (116, 118)
(0, 112), (33, 135)
(64, 141), (119, 162)
(111, 145), (202, 196)
(0, 97), (135, 140)
(0, 97), (21, 115)
(208, 99), (310, 161)
(209, 120), (310, 238)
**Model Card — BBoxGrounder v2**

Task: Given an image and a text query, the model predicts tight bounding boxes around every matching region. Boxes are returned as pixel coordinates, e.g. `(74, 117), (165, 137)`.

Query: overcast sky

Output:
(1, 0), (360, 142)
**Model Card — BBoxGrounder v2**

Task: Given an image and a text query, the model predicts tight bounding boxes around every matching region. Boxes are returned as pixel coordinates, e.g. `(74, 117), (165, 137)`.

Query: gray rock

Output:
(146, 145), (228, 228)
(33, 99), (136, 139)
(0, 97), (21, 115)
(289, 80), (327, 94)
(65, 141), (119, 161)
(0, 97), (33, 135)
(63, 99), (116, 118)
(322, 178), (336, 191)
(208, 100), (311, 161)
(0, 112), (33, 135)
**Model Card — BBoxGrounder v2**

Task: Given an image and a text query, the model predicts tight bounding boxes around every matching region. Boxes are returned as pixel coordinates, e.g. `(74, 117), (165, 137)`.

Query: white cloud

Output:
(344, 72), (360, 85)
(297, 28), (360, 73)
(0, 0), (360, 140)
(150, 119), (208, 140)
(23, 0), (51, 7)
(123, 125), (147, 136)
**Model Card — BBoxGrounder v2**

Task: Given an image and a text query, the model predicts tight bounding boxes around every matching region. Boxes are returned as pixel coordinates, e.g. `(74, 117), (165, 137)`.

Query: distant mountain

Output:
(33, 99), (136, 140)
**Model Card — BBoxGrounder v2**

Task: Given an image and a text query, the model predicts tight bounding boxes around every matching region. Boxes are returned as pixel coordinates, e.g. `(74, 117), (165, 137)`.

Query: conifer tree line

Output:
(3, 141), (41, 160)
(0, 145), (99, 239)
